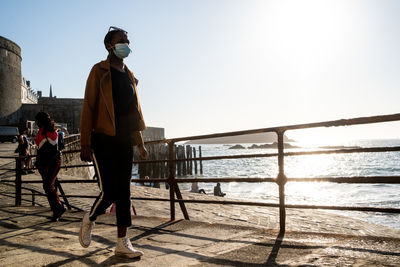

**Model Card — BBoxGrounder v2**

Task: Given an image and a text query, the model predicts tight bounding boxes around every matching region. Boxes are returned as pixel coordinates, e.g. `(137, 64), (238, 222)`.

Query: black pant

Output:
(89, 134), (133, 227)
(38, 158), (63, 214)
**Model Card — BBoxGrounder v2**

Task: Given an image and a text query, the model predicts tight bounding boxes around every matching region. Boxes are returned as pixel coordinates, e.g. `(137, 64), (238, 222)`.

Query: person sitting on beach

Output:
(214, 183), (226, 197)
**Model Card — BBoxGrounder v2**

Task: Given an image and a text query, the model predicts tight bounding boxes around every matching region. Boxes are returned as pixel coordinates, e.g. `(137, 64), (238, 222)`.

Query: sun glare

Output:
(288, 128), (348, 148)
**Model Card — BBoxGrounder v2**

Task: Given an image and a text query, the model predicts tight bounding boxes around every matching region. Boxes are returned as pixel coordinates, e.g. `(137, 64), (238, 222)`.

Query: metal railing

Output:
(0, 133), (87, 208)
(2, 113), (400, 232)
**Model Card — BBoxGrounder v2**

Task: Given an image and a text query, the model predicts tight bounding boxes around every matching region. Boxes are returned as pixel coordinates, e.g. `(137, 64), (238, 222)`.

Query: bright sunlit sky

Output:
(1, 0), (400, 143)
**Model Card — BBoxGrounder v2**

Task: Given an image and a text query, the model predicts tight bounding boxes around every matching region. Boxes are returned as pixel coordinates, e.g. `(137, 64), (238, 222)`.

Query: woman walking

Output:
(35, 112), (65, 221)
(79, 26), (148, 259)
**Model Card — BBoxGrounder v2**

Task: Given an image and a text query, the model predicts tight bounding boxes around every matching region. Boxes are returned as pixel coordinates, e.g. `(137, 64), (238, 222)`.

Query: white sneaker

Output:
(79, 212), (95, 248)
(115, 237), (144, 258)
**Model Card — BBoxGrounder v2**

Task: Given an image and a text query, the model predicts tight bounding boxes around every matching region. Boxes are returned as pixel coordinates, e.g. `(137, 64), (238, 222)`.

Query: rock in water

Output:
(229, 144), (245, 149)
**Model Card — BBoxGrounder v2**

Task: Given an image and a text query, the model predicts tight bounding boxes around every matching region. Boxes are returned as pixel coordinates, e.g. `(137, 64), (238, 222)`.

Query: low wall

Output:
(59, 153), (94, 179)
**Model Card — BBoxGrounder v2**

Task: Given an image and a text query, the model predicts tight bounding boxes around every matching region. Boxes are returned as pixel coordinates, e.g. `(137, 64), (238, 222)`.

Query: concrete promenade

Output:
(1, 143), (400, 266)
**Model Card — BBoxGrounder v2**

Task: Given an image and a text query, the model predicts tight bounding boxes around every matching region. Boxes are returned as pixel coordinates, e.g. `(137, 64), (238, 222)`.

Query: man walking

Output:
(79, 26), (148, 258)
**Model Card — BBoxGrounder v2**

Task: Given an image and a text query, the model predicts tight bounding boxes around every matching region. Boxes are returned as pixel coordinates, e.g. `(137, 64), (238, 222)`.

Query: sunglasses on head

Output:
(108, 26), (128, 34)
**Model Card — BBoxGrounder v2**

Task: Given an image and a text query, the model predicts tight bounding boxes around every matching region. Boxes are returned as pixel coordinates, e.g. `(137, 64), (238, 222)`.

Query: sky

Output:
(1, 0), (400, 143)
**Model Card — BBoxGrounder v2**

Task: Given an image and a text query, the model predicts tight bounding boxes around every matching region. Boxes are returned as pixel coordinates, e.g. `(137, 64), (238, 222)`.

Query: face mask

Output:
(113, 43), (131, 59)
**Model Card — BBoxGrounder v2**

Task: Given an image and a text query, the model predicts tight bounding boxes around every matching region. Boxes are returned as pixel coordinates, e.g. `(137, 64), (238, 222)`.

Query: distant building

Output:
(21, 77), (39, 104)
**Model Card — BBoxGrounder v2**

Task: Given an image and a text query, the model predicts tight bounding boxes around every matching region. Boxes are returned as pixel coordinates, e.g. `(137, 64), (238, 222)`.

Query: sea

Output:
(134, 139), (400, 230)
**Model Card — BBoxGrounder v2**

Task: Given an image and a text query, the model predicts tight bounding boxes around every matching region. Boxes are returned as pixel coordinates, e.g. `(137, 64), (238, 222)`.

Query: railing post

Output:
(56, 181), (71, 210)
(168, 141), (176, 221)
(15, 157), (22, 206)
(276, 130), (287, 233)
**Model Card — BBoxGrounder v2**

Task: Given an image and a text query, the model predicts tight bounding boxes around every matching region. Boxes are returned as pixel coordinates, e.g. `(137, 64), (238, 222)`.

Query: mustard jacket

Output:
(80, 58), (146, 147)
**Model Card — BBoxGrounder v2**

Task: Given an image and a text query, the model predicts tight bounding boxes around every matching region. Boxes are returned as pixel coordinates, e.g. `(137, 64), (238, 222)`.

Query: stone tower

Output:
(0, 36), (22, 118)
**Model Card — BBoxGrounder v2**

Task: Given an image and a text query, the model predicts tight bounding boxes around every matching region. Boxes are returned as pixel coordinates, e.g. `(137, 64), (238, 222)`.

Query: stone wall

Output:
(142, 127), (165, 142)
(0, 36), (22, 118)
(36, 97), (83, 133)
(59, 154), (95, 179)
(9, 98), (84, 133)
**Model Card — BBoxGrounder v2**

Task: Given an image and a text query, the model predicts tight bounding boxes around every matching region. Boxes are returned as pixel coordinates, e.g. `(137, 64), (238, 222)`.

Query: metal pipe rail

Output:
(11, 145), (400, 173)
(5, 113), (400, 232)
(145, 113), (400, 145)
(14, 176), (400, 185)
(130, 146), (400, 164)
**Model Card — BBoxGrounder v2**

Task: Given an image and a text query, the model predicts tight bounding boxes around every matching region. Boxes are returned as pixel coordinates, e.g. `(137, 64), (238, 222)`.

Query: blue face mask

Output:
(113, 43), (131, 59)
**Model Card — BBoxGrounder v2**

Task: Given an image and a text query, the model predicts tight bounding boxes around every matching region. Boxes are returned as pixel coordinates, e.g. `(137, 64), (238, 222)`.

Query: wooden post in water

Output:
(188, 145), (193, 175)
(179, 145), (184, 176)
(199, 146), (203, 174)
(159, 145), (163, 178)
(193, 147), (197, 174)
(185, 145), (191, 175)
(182, 146), (187, 176)
(162, 145), (168, 179)
(153, 145), (158, 179)
(175, 145), (180, 176)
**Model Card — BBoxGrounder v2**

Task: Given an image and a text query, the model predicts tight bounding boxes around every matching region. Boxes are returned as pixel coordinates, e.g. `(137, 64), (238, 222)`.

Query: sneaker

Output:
(115, 237), (143, 258)
(51, 206), (66, 222)
(79, 213), (95, 248)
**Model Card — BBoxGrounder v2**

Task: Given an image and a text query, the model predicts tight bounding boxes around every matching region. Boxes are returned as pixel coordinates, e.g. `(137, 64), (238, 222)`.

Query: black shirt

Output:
(110, 66), (138, 140)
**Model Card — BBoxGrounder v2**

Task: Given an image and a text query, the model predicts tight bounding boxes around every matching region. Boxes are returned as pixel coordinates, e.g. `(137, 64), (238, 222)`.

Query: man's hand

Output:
(80, 146), (93, 162)
(138, 144), (148, 160)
